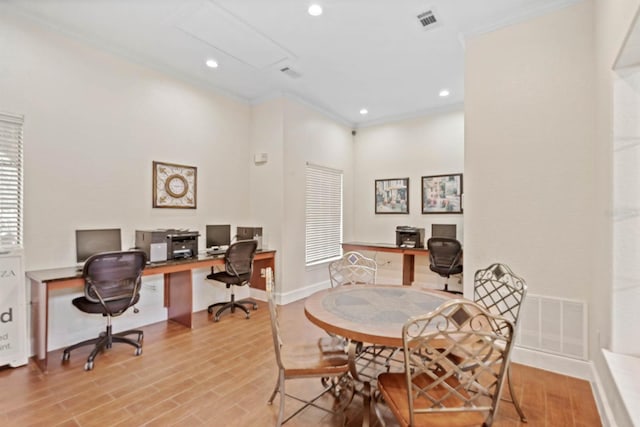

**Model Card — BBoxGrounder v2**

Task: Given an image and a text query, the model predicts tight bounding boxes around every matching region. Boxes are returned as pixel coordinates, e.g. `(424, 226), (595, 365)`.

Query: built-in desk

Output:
(26, 250), (276, 373)
(341, 242), (429, 286)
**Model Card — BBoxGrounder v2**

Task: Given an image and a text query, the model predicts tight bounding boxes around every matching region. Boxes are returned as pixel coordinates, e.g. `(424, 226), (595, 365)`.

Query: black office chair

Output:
(62, 250), (147, 371)
(206, 240), (258, 322)
(427, 237), (463, 294)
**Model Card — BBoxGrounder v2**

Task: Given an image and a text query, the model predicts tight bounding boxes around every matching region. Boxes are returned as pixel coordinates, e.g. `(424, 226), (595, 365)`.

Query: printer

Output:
(395, 226), (425, 248)
(135, 229), (200, 262)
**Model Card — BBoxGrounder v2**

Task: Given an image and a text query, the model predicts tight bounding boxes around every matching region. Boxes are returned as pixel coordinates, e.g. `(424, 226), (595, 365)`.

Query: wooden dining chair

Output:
(265, 268), (354, 426)
(474, 263), (528, 422)
(377, 299), (515, 427)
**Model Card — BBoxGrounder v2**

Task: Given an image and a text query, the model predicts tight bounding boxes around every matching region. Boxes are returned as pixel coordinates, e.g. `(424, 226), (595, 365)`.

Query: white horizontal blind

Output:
(305, 163), (343, 265)
(0, 113), (24, 249)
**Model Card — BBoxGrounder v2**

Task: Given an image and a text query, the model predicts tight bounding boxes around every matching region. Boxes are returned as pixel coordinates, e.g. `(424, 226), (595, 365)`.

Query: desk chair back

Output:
(224, 239), (258, 282)
(206, 240), (259, 321)
(427, 238), (463, 294)
(328, 251), (377, 287)
(82, 250), (147, 316)
(63, 250), (147, 370)
(377, 299), (515, 427)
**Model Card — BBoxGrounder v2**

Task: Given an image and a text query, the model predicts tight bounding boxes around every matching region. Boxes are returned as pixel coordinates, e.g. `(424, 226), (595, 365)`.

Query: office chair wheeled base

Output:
(207, 293), (258, 322)
(62, 323), (143, 371)
(443, 282), (463, 295)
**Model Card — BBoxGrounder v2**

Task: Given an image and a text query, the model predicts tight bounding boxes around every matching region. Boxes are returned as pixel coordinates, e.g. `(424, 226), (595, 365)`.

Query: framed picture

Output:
(153, 161), (197, 209)
(375, 178), (409, 214)
(422, 173), (463, 214)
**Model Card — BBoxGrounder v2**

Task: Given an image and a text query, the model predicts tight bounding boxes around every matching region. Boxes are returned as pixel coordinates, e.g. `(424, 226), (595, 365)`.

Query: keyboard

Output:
(207, 249), (226, 256)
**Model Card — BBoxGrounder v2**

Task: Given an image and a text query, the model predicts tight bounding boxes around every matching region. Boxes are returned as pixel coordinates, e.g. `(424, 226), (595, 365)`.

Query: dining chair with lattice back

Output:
(474, 263), (528, 422)
(327, 251), (391, 378)
(265, 267), (354, 426)
(328, 251), (377, 287)
(377, 299), (515, 427)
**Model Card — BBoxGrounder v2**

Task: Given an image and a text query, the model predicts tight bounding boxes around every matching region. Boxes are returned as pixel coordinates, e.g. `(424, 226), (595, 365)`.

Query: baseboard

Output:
(250, 280), (331, 305)
(591, 353), (618, 427)
(511, 346), (593, 380)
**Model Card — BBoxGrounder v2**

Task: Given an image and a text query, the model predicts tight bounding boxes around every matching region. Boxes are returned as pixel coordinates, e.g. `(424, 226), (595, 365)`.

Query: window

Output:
(305, 163), (343, 265)
(0, 113), (24, 249)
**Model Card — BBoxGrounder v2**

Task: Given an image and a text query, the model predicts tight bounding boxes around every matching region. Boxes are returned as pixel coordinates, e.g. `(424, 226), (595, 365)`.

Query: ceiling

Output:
(5, 0), (580, 127)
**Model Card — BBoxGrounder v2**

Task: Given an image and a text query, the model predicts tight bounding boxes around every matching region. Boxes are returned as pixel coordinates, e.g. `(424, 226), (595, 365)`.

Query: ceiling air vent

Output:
(417, 10), (439, 30)
(280, 67), (302, 79)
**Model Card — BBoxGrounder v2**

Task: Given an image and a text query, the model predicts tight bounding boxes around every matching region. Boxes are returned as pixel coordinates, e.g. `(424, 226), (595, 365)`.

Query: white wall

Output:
(612, 69), (640, 356)
(0, 12), (252, 349)
(353, 109), (464, 287)
(594, 1), (640, 425)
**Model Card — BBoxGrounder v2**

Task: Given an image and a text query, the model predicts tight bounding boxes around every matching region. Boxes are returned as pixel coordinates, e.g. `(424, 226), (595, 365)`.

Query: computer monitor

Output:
(431, 224), (457, 240)
(206, 224), (231, 249)
(75, 228), (122, 263)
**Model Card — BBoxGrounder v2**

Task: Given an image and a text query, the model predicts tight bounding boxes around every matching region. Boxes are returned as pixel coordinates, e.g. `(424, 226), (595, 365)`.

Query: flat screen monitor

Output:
(75, 228), (122, 263)
(206, 224), (231, 248)
(431, 224), (457, 240)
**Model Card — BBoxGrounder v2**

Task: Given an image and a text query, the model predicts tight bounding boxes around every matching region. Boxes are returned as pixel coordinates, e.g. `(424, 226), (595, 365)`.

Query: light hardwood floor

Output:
(0, 298), (601, 426)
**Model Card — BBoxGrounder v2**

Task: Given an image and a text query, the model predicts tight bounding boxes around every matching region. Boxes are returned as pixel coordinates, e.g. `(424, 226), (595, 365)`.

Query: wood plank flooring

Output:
(0, 299), (602, 426)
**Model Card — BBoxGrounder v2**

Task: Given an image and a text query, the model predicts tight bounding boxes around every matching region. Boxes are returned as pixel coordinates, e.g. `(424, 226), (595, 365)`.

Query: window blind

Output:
(305, 163), (343, 265)
(0, 113), (24, 249)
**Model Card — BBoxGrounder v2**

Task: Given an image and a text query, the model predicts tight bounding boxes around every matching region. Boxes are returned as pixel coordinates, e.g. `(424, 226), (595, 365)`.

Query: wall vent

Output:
(417, 10), (439, 30)
(280, 67), (302, 79)
(518, 294), (587, 360)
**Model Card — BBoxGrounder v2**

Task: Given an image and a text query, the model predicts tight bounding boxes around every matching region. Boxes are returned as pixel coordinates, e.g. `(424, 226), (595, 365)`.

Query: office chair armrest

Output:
(87, 275), (143, 317)
(446, 251), (463, 275)
(227, 262), (241, 279)
(87, 280), (115, 318)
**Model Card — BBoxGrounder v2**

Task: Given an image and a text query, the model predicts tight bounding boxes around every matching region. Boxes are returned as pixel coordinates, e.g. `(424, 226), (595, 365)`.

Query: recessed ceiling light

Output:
(360, 108), (368, 115)
(205, 59), (219, 68)
(439, 89), (450, 97)
(308, 4), (323, 16)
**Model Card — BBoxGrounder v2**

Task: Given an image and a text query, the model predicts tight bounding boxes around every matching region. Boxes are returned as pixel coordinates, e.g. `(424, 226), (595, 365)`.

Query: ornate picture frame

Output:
(153, 161), (197, 209)
(421, 173), (462, 214)
(375, 178), (409, 214)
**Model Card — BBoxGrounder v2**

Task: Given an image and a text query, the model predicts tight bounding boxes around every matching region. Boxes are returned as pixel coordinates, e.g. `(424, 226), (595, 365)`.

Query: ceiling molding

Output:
(355, 102), (464, 129)
(461, 0), (583, 39)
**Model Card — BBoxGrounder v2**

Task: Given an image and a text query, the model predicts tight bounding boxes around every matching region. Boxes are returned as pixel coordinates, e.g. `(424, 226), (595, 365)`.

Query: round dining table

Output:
(304, 284), (455, 427)
(304, 284), (453, 347)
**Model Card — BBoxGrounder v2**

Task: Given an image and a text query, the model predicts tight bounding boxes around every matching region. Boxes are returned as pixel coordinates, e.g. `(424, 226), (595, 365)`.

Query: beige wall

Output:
(249, 96), (356, 300)
(0, 11), (252, 271)
(249, 98), (285, 276)
(353, 109), (465, 243)
(352, 110), (465, 288)
(465, 2), (596, 298)
(0, 11), (252, 349)
(466, 0), (640, 424)
(281, 98), (354, 297)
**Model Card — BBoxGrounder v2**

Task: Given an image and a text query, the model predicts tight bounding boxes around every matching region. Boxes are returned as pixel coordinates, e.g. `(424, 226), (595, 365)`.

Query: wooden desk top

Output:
(341, 242), (429, 255)
(26, 249), (277, 289)
(304, 285), (452, 347)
